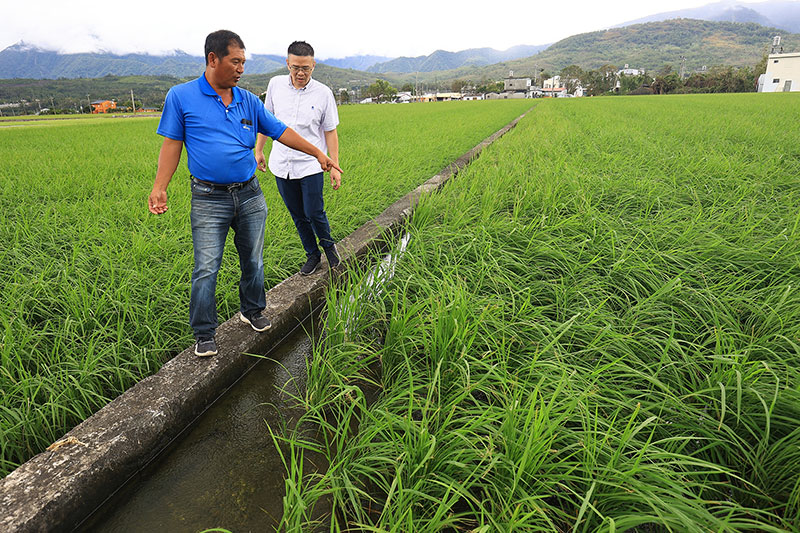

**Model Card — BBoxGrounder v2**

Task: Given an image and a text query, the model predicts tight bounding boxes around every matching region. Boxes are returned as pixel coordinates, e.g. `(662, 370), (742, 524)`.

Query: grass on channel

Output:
(272, 93), (800, 531)
(0, 99), (532, 475)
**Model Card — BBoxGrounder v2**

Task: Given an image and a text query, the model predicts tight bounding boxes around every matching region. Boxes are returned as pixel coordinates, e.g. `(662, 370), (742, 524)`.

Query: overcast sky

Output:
(1, 0), (752, 59)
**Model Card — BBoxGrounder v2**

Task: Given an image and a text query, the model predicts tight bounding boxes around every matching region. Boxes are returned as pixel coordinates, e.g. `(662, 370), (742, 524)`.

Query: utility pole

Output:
(87, 94), (91, 114)
(131, 89), (136, 114)
(679, 56), (686, 80)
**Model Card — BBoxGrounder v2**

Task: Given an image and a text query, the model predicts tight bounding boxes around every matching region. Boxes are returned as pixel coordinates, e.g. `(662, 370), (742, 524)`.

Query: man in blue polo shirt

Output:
(148, 29), (341, 357)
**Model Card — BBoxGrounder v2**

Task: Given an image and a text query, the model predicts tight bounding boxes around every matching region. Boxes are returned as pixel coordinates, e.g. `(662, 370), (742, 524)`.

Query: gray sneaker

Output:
(324, 244), (341, 268)
(300, 255), (321, 276)
(240, 312), (272, 332)
(195, 337), (218, 357)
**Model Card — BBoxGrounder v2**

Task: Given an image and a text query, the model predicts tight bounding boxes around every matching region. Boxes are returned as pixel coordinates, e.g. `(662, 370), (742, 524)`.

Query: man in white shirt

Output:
(256, 41), (341, 276)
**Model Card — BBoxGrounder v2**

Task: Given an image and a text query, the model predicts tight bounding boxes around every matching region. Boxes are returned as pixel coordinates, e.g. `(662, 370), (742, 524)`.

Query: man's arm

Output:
(324, 129), (341, 190)
(148, 137), (183, 214)
(255, 133), (268, 172)
(276, 127), (343, 174)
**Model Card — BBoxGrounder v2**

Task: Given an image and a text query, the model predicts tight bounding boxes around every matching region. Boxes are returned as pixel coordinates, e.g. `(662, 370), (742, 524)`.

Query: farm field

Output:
(285, 93), (800, 530)
(0, 99), (533, 475)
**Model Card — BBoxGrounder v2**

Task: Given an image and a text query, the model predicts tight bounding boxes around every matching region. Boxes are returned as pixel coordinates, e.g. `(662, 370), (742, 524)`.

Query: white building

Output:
(617, 64), (645, 77)
(434, 92), (463, 101)
(759, 51), (800, 92)
(542, 75), (561, 89)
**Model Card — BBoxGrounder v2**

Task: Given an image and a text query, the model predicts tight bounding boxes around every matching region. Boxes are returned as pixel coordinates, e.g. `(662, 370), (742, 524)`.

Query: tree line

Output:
(557, 57), (766, 96)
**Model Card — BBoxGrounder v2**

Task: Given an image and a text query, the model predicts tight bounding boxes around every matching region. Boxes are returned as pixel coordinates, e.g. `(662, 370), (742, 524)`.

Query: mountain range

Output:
(366, 45), (550, 73)
(3, 1), (800, 80)
(619, 0), (800, 34)
(322, 55), (393, 71)
(0, 43), (550, 80)
(0, 44), (286, 79)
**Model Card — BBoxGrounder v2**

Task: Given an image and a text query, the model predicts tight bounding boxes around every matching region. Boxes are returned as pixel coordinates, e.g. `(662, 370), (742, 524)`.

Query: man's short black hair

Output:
(288, 41), (314, 57)
(205, 30), (245, 65)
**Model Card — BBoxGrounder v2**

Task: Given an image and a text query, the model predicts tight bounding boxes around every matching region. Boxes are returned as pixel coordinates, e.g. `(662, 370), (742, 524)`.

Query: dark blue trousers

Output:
(275, 172), (334, 258)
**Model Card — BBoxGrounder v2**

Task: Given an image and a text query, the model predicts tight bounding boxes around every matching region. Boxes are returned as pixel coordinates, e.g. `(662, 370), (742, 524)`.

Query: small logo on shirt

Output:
(241, 118), (252, 131)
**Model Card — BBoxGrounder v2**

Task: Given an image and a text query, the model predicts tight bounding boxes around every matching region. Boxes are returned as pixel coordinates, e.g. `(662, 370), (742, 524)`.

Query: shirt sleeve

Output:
(322, 88), (339, 132)
(264, 78), (275, 114)
(256, 104), (287, 140)
(156, 87), (184, 141)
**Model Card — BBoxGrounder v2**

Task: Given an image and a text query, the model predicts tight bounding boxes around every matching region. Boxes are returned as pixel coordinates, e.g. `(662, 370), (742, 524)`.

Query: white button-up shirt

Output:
(265, 75), (339, 179)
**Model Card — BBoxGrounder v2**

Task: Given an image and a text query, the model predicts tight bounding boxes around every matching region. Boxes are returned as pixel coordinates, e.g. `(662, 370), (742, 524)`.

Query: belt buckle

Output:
(226, 182), (241, 192)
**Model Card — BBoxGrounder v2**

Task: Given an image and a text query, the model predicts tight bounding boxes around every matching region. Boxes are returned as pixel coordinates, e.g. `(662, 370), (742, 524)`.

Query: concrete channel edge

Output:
(0, 110), (528, 532)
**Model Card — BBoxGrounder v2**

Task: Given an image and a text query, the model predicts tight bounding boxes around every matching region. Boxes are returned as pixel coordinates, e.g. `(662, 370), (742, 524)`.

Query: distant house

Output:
(541, 76), (567, 97)
(462, 94), (484, 101)
(759, 51), (800, 92)
(90, 100), (116, 113)
(434, 92), (462, 101)
(617, 64), (645, 77)
(541, 87), (568, 98)
(504, 71), (535, 98)
(542, 75), (560, 89)
(138, 106), (159, 113)
(504, 75), (531, 92)
(394, 91), (413, 103)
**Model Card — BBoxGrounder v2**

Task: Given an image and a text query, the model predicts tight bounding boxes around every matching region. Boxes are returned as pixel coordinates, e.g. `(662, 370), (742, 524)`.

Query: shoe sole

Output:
(240, 313), (272, 332)
(300, 264), (319, 276)
(195, 347), (218, 357)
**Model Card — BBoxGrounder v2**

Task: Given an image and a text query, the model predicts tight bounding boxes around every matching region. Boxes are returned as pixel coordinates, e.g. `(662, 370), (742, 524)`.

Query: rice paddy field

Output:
(282, 93), (800, 531)
(0, 99), (532, 475)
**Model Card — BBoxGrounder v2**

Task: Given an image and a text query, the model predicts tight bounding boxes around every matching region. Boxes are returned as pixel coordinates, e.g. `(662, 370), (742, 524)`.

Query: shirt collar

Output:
(199, 74), (243, 104)
(287, 76), (311, 91)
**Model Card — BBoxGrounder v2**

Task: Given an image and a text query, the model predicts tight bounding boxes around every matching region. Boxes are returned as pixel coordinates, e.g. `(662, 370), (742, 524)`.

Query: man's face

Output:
(210, 45), (246, 89)
(287, 54), (315, 88)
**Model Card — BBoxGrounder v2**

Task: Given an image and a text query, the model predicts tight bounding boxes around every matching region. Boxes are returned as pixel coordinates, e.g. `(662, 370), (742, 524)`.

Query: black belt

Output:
(191, 175), (255, 191)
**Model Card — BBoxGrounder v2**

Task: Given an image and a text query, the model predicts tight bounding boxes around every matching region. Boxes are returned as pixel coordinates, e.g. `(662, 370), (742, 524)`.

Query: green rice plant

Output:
(0, 100), (532, 474)
(280, 93), (800, 531)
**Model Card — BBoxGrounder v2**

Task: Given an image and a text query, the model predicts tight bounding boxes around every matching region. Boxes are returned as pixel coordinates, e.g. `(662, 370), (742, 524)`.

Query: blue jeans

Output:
(189, 177), (267, 340)
(275, 172), (334, 259)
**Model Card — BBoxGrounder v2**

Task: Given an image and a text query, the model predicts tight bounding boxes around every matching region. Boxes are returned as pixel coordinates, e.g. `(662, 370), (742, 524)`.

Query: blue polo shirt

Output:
(157, 74), (288, 184)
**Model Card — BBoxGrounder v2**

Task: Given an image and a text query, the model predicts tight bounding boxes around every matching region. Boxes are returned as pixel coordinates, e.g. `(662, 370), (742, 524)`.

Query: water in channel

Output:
(79, 318), (324, 533)
(80, 233), (410, 532)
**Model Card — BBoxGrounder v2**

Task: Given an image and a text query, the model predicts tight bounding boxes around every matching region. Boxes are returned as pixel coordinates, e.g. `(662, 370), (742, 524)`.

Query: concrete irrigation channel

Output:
(0, 108), (530, 532)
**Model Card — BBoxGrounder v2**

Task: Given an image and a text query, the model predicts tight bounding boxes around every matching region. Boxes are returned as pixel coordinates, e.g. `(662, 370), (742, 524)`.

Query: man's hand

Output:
(256, 151), (267, 172)
(316, 153), (343, 174)
(330, 168), (341, 190)
(148, 188), (168, 214)
(148, 138), (183, 215)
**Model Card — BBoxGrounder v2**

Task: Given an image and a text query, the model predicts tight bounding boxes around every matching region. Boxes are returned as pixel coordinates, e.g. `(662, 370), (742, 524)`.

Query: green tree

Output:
(366, 79), (397, 102)
(580, 64), (617, 96)
(754, 54), (768, 80)
(451, 79), (467, 93)
(652, 72), (680, 94)
(559, 65), (584, 93)
(618, 74), (647, 94)
(477, 81), (504, 93)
